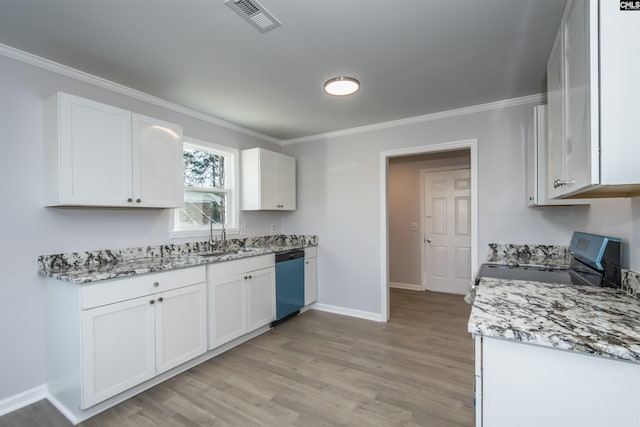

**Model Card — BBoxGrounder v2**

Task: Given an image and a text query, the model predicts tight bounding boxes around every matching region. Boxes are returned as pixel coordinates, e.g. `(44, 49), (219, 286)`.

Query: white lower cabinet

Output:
(208, 254), (275, 349)
(477, 336), (640, 427)
(81, 296), (156, 409)
(81, 277), (206, 409)
(304, 247), (317, 305)
(208, 273), (247, 348)
(247, 267), (278, 331)
(46, 266), (207, 414)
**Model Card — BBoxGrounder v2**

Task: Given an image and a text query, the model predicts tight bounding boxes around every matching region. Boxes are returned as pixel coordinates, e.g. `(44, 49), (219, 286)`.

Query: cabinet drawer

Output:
(304, 247), (317, 259)
(81, 266), (206, 309)
(208, 254), (274, 279)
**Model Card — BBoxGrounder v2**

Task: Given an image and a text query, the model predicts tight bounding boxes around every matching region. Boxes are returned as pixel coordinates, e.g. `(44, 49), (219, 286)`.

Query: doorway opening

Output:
(379, 140), (478, 322)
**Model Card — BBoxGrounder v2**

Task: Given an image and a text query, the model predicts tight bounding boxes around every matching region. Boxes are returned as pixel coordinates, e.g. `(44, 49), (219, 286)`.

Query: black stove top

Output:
(477, 263), (574, 286)
(476, 232), (622, 289)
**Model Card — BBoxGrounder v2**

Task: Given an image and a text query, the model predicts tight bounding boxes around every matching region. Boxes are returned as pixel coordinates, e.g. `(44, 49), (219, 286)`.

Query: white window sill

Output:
(169, 228), (241, 240)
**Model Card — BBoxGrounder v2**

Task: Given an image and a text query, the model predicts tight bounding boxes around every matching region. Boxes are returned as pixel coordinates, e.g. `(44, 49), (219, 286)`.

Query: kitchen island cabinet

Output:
(469, 277), (640, 426)
(44, 92), (183, 208)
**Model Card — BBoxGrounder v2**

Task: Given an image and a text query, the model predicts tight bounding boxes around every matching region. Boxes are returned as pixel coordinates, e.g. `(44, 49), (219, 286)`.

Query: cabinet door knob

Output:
(158, 297), (164, 303)
(553, 179), (575, 189)
(127, 198), (133, 202)
(244, 276), (248, 280)
(149, 300), (155, 305)
(153, 281), (159, 287)
(136, 198), (141, 203)
(249, 275), (252, 279)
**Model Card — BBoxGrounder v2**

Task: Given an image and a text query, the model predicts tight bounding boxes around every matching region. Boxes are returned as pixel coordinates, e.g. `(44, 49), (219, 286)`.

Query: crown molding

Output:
(0, 43), (280, 145)
(1, 43), (546, 147)
(281, 93), (546, 145)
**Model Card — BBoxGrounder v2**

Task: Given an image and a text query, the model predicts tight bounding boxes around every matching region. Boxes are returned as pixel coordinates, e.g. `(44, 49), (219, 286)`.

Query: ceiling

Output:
(0, 0), (566, 142)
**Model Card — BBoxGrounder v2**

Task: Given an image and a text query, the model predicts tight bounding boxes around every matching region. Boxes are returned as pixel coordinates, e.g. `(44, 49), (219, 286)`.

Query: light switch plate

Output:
(409, 223), (418, 231)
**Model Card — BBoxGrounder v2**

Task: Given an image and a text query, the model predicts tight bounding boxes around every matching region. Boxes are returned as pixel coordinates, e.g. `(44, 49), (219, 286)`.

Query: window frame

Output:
(169, 137), (239, 239)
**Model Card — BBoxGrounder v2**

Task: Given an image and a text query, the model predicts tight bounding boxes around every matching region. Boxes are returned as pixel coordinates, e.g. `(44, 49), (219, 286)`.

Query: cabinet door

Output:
(278, 154), (296, 210)
(259, 149), (281, 209)
(155, 283), (207, 374)
(563, 0), (598, 194)
(81, 296), (155, 409)
(546, 31), (565, 200)
(247, 267), (276, 331)
(208, 274), (247, 349)
(304, 257), (317, 306)
(58, 94), (133, 206)
(132, 114), (184, 208)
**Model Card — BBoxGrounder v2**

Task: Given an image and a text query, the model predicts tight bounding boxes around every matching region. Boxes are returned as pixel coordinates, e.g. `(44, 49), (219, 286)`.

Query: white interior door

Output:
(423, 169), (471, 294)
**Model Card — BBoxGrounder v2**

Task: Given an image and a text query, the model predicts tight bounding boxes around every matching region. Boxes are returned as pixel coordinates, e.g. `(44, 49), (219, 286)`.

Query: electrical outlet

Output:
(239, 225), (246, 235)
(270, 224), (276, 234)
(409, 223), (418, 231)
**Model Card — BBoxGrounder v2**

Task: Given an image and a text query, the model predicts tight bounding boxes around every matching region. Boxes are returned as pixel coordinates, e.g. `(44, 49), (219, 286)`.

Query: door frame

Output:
(420, 166), (471, 292)
(379, 139), (478, 322)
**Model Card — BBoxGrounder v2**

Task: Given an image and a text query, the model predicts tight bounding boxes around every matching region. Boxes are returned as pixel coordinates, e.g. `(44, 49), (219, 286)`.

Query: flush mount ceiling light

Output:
(324, 77), (360, 96)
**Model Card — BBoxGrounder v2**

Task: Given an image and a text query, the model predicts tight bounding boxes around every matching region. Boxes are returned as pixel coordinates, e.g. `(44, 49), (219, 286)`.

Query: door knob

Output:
(426, 238), (432, 243)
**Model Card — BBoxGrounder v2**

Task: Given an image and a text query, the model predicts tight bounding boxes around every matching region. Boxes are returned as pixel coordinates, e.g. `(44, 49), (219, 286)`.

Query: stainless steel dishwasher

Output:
(272, 249), (305, 325)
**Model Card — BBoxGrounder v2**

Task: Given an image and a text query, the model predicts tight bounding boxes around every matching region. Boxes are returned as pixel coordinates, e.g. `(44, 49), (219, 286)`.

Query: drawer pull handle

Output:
(153, 282), (159, 287)
(127, 198), (133, 202)
(136, 198), (142, 203)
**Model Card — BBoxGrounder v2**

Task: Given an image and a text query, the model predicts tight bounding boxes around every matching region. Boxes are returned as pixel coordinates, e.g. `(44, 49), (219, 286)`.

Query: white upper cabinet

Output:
(526, 105), (589, 206)
(132, 114), (183, 208)
(241, 147), (296, 211)
(44, 93), (184, 207)
(546, 0), (640, 198)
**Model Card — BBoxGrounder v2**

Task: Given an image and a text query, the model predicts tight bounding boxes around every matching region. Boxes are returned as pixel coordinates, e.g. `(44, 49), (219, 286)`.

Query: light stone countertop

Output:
(468, 277), (640, 362)
(38, 235), (317, 285)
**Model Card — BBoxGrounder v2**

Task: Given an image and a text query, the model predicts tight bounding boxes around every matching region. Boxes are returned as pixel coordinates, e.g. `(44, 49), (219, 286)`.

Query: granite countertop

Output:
(468, 277), (640, 362)
(39, 235), (317, 285)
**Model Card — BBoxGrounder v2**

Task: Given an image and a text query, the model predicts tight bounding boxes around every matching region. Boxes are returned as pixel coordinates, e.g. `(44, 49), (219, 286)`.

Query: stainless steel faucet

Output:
(208, 201), (226, 250)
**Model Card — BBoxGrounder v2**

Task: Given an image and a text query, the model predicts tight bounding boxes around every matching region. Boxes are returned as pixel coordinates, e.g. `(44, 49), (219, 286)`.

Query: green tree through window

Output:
(176, 143), (233, 230)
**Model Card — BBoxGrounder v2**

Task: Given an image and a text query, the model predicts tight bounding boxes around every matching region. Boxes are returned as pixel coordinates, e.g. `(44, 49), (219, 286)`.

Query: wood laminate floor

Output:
(0, 289), (474, 427)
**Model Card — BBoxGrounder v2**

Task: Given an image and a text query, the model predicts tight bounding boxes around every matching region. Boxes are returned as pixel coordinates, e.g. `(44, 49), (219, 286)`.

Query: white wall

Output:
(388, 151), (471, 287)
(0, 55), (282, 401)
(282, 100), (635, 318)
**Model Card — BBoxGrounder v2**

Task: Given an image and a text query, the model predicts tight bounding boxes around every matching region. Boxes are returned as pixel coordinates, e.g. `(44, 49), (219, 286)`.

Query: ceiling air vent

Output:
(225, 0), (281, 33)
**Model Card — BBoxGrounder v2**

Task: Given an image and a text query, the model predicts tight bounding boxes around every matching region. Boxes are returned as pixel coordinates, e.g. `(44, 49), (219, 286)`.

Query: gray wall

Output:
(283, 100), (635, 317)
(2, 51), (639, 404)
(0, 55), (282, 400)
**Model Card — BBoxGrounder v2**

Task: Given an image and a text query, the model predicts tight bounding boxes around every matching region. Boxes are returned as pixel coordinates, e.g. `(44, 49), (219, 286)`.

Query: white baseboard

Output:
(389, 282), (424, 291)
(0, 384), (47, 417)
(312, 303), (384, 322)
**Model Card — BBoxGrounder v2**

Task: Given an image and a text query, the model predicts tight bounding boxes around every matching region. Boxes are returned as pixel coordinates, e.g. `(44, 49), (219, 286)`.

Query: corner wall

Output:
(282, 100), (633, 317)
